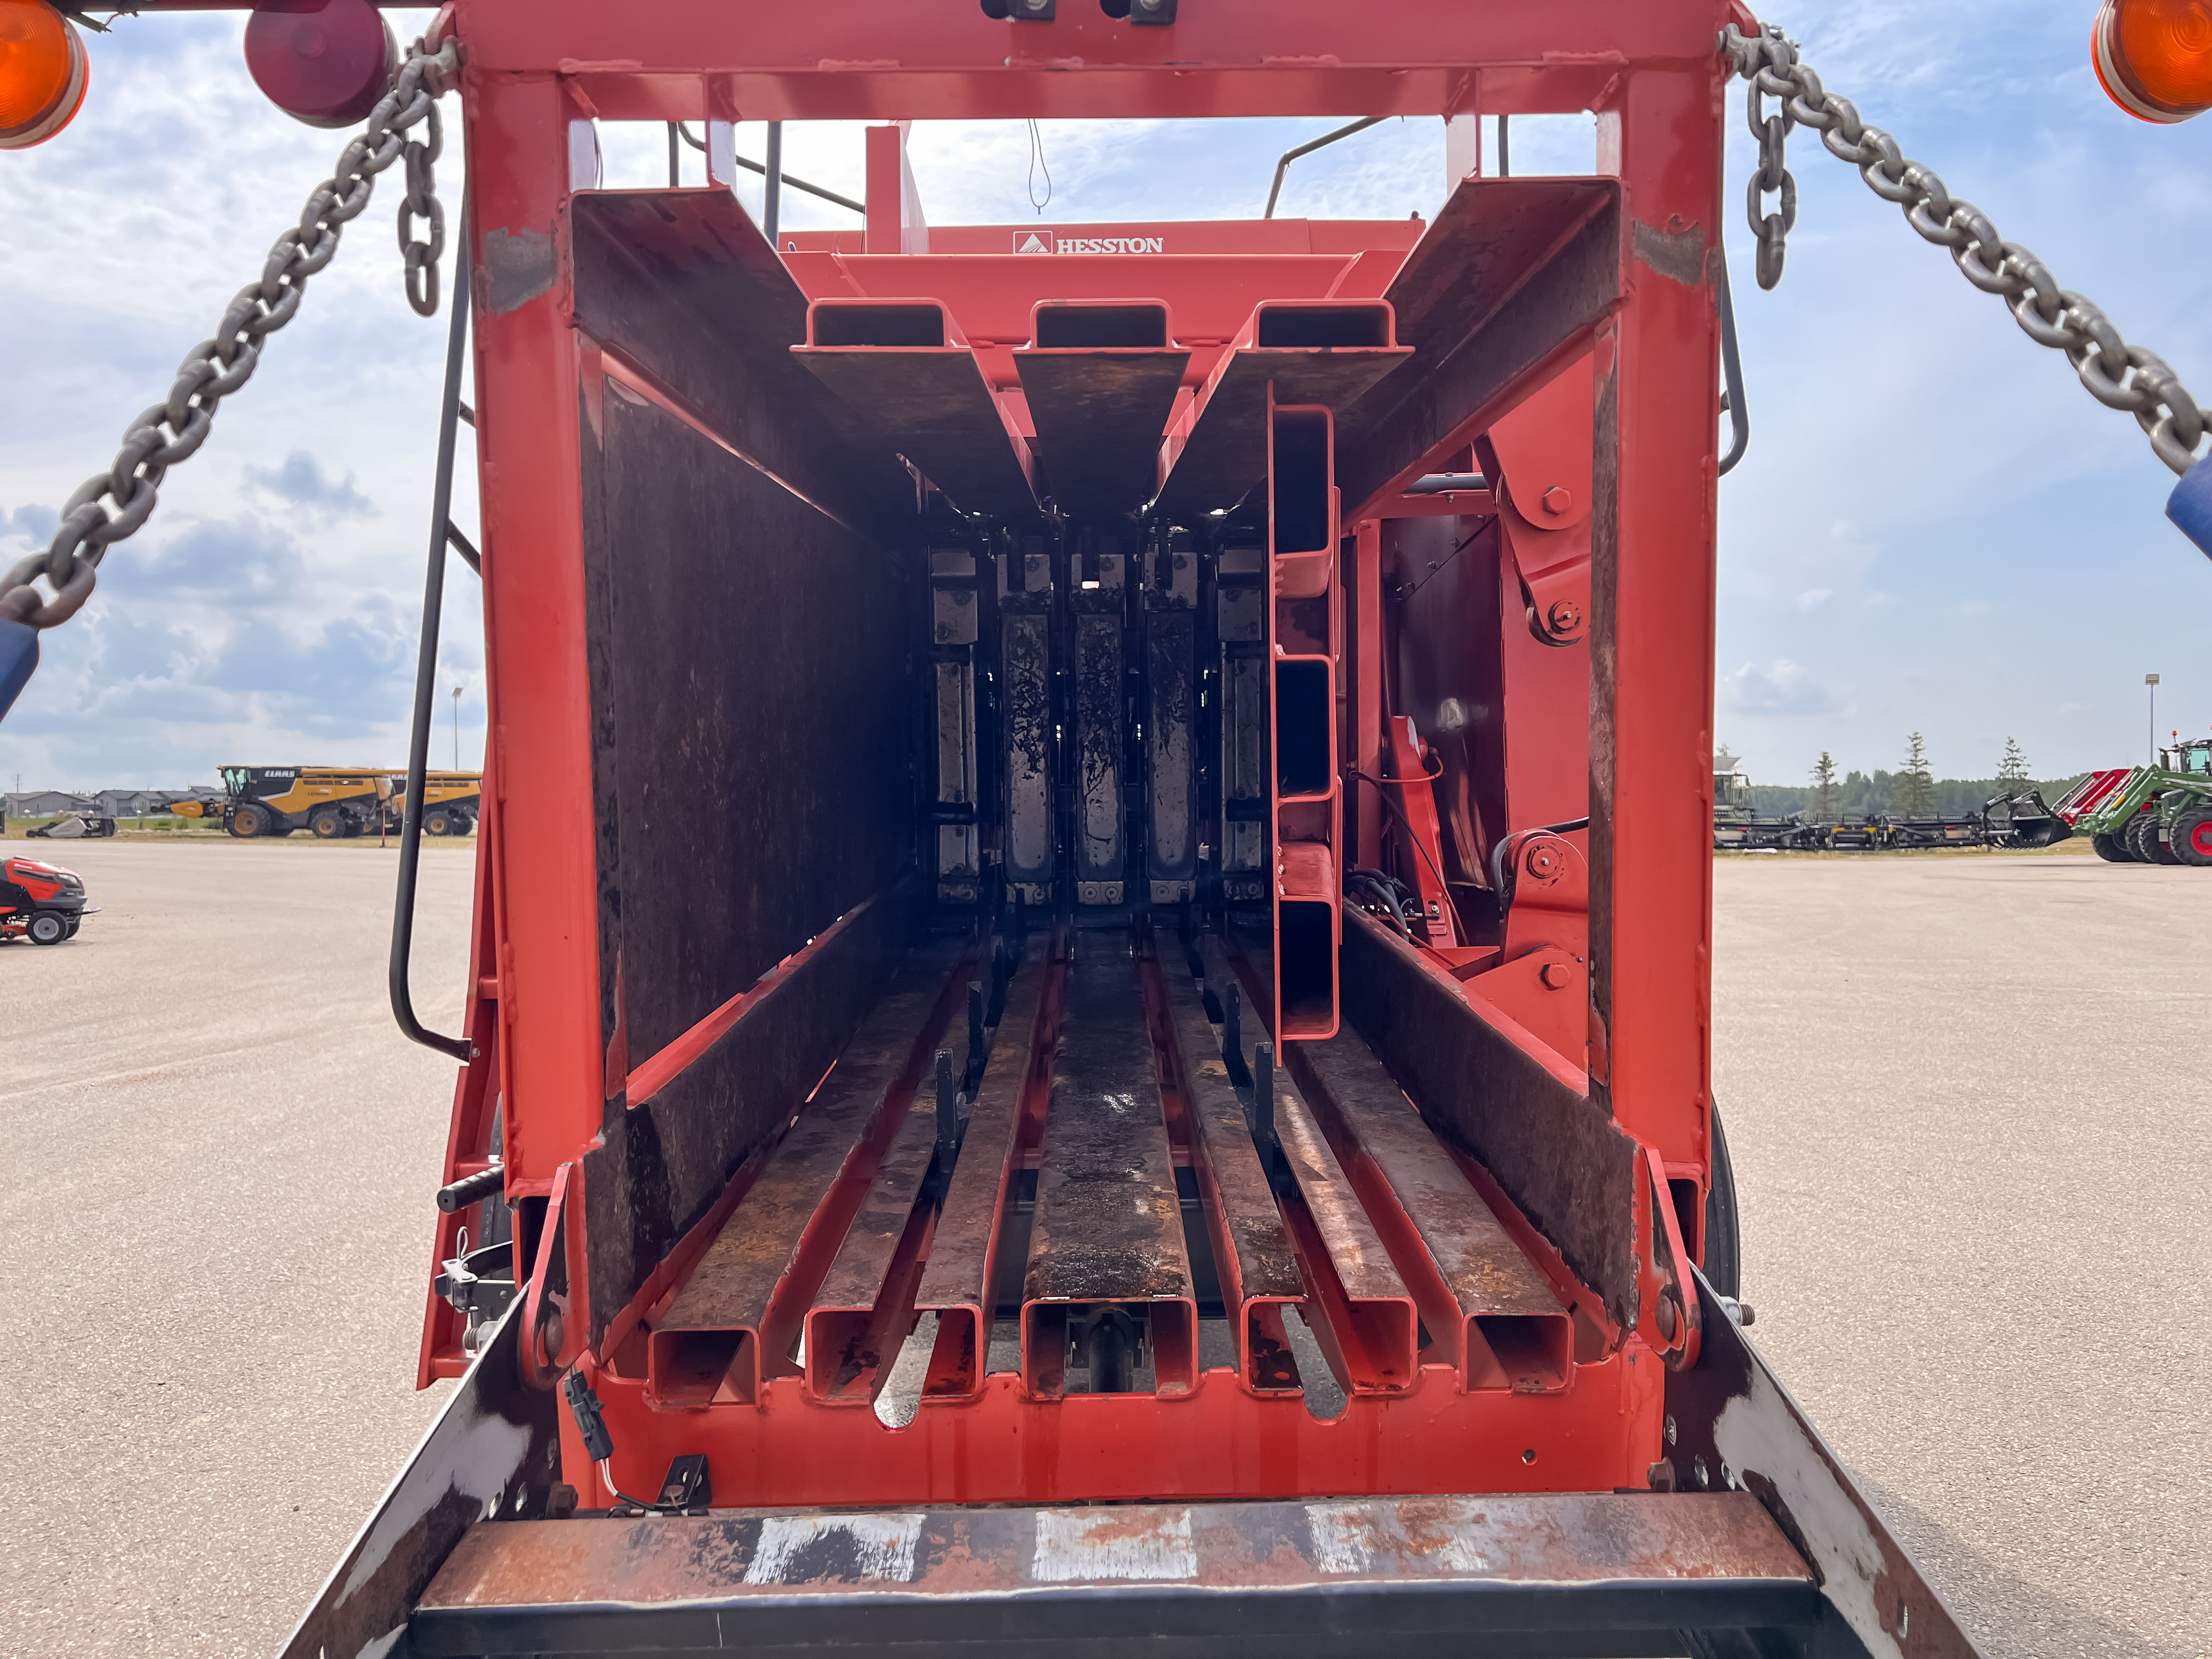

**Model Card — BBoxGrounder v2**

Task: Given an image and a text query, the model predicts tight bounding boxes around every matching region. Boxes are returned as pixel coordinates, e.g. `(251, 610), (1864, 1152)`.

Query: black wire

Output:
(1344, 770), (1458, 921)
(1347, 871), (1411, 938)
(1026, 120), (1053, 213)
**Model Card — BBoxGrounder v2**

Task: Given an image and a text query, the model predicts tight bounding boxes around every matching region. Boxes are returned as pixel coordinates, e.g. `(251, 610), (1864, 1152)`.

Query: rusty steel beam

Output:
(793, 298), (1039, 517)
(646, 944), (967, 1408)
(1154, 301), (1410, 519)
(1148, 951), (1305, 1392)
(1021, 941), (1197, 1397)
(410, 1492), (1818, 1656)
(911, 933), (1062, 1403)
(1291, 1031), (1573, 1393)
(1014, 300), (1189, 518)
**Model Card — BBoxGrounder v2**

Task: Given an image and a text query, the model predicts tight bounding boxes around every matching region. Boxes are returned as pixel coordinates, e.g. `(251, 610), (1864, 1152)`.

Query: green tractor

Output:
(2063, 738), (2212, 865)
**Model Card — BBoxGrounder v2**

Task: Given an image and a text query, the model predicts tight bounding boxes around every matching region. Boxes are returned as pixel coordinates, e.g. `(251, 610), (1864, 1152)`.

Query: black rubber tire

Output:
(2125, 812), (2175, 865)
(64, 917), (80, 938)
(2171, 808), (2212, 867)
(229, 804), (267, 838)
(425, 808), (454, 837)
(2091, 831), (2134, 862)
(309, 808), (345, 839)
(1702, 1103), (1741, 1300)
(27, 912), (67, 945)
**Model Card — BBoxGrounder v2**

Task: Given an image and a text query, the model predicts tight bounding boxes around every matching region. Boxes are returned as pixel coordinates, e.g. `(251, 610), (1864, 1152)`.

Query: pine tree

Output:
(1895, 732), (1936, 817)
(1809, 751), (1838, 820)
(1997, 737), (2030, 785)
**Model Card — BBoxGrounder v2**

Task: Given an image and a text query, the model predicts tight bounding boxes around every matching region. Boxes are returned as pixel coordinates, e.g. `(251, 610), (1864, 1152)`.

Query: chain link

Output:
(1722, 23), (2208, 477)
(0, 34), (461, 634)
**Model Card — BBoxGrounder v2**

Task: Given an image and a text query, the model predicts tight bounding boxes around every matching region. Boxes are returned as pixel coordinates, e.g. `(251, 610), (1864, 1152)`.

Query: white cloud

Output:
(1796, 588), (1833, 613)
(1722, 660), (1841, 718)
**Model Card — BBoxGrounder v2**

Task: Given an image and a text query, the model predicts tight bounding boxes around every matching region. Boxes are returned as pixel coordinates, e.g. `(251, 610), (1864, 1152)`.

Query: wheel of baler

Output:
(2091, 832), (2134, 862)
(1703, 1103), (1741, 1300)
(2170, 807), (2212, 868)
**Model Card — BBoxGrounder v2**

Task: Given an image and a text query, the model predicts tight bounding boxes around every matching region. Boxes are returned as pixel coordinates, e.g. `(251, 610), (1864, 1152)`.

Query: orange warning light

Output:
(2095, 0), (2212, 122)
(0, 0), (88, 150)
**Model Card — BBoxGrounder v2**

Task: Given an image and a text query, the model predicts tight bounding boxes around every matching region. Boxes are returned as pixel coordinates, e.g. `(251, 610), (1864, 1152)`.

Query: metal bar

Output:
(1013, 344), (1190, 517)
(1716, 230), (1750, 476)
(1292, 1031), (1572, 1392)
(389, 217), (473, 1064)
(1263, 115), (1387, 218)
(647, 945), (966, 1407)
(1155, 301), (1410, 518)
(793, 300), (1039, 517)
(410, 1492), (1818, 1657)
(912, 934), (1059, 1402)
(1340, 908), (1643, 1335)
(1152, 955), (1303, 1390)
(804, 1038), (959, 1404)
(1022, 939), (1197, 1397)
(763, 119), (784, 241)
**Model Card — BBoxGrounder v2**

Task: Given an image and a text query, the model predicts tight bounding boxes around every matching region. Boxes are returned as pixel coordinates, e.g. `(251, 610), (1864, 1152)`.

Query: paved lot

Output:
(0, 841), (473, 1658)
(1, 842), (2202, 1655)
(1715, 851), (2211, 1659)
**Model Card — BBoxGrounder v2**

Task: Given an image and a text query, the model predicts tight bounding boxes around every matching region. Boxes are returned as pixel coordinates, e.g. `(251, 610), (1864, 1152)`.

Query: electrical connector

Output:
(562, 1372), (613, 1464)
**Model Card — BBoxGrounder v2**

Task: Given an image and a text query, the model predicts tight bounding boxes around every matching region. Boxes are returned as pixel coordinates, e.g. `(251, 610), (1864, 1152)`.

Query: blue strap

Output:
(2166, 453), (2212, 559)
(0, 620), (37, 724)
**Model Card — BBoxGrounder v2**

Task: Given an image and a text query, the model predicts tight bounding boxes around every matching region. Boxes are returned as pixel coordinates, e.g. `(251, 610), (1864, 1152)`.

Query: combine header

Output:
(19, 0), (2212, 1654)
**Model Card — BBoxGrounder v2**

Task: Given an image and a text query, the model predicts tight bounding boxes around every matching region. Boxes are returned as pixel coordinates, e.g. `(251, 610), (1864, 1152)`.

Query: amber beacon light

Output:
(2095, 0), (2212, 121)
(0, 0), (88, 150)
(244, 0), (398, 128)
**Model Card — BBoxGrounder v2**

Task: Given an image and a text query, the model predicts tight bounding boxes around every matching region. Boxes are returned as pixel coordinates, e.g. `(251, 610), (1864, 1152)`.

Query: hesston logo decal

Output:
(1013, 232), (1167, 254)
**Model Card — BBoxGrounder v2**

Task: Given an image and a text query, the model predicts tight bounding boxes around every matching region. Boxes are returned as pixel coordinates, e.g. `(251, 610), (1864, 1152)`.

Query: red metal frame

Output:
(418, 0), (1739, 1515)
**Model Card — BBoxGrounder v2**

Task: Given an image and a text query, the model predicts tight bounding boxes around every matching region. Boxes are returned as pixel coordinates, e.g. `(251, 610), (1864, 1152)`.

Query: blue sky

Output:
(2, 2), (2207, 794)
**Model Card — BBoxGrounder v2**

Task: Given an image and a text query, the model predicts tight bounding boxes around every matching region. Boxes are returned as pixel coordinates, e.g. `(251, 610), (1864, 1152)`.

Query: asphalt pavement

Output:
(1714, 850), (2210, 1659)
(0, 841), (2200, 1656)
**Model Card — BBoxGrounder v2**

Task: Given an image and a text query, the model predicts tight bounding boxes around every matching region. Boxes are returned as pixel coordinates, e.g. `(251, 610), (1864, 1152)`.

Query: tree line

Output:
(1740, 735), (2086, 820)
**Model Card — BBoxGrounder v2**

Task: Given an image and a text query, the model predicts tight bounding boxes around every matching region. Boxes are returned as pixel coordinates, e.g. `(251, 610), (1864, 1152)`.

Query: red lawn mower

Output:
(1, 855), (96, 945)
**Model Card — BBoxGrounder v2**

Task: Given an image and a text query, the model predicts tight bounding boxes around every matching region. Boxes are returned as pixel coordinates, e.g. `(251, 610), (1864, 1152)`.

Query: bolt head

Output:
(1541, 484), (1573, 516)
(1545, 599), (1582, 634)
(1523, 842), (1560, 880)
(1539, 960), (1571, 990)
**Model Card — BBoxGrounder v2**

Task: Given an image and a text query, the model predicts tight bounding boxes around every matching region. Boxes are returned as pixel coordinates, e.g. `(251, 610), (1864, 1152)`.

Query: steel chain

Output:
(1722, 22), (2209, 477)
(0, 34), (461, 635)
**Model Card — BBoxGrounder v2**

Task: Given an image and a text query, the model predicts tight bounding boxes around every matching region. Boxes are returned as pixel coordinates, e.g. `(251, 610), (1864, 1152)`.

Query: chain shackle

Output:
(1719, 22), (2210, 479)
(0, 34), (462, 641)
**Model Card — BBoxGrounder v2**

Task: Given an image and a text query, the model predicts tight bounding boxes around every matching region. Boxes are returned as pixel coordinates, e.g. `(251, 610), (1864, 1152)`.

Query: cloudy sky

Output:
(3, 1), (2207, 795)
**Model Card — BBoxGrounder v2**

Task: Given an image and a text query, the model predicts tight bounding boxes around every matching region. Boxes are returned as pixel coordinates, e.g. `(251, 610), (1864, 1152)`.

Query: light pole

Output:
(451, 685), (462, 771)
(2147, 673), (2160, 762)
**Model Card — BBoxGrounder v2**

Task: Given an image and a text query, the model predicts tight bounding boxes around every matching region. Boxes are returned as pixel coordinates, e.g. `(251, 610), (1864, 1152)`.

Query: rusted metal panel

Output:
(579, 878), (923, 1345)
(1073, 611), (1125, 904)
(646, 943), (962, 1406)
(1022, 941), (1195, 1395)
(568, 191), (915, 543)
(912, 935), (1060, 1402)
(410, 1492), (1816, 1656)
(1294, 1030), (1572, 1393)
(1014, 346), (1190, 517)
(1339, 181), (1620, 521)
(1667, 1271), (1984, 1658)
(1339, 910), (1641, 1334)
(1002, 610), (1054, 902)
(280, 1304), (560, 1659)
